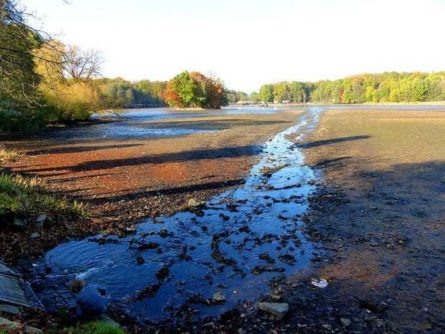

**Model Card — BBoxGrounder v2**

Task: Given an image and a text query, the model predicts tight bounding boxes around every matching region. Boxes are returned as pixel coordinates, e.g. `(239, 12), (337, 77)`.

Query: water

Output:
(48, 104), (445, 142)
(31, 108), (322, 323)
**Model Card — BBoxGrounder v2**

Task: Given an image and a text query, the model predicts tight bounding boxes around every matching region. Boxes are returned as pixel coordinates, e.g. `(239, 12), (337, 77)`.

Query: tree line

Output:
(2, 0), (445, 134)
(255, 72), (445, 104)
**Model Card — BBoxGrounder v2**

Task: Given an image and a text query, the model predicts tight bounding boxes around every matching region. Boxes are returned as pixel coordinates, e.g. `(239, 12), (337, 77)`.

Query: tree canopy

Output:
(256, 72), (445, 104)
(163, 71), (227, 109)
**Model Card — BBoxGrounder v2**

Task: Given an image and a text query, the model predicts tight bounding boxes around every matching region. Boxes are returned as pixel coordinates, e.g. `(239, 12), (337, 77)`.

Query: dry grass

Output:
(0, 144), (22, 163)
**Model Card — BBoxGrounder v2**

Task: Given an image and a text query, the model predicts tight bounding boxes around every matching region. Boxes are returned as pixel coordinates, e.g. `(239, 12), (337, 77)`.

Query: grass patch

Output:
(0, 144), (22, 163)
(60, 321), (126, 334)
(0, 173), (86, 225)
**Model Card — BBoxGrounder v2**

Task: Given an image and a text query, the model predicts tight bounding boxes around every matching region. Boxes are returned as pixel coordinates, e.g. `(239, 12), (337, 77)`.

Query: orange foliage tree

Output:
(163, 71), (227, 109)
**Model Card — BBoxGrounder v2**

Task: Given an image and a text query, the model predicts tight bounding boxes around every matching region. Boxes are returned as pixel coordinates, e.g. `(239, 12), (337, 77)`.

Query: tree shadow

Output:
(87, 178), (245, 205)
(24, 145), (262, 173)
(299, 135), (370, 149)
(27, 143), (143, 156)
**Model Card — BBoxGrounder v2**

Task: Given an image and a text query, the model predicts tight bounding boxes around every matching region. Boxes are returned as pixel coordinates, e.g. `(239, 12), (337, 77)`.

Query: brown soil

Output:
(202, 109), (445, 333)
(1, 111), (301, 262)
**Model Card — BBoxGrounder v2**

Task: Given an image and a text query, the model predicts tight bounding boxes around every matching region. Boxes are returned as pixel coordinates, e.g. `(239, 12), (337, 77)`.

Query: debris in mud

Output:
(211, 234), (236, 266)
(89, 236), (120, 245)
(136, 255), (145, 265)
(179, 246), (192, 261)
(279, 254), (296, 264)
(69, 279), (86, 293)
(252, 266), (285, 275)
(156, 266), (170, 280)
(259, 253), (275, 264)
(311, 278), (328, 288)
(130, 241), (159, 250)
(258, 302), (289, 320)
(131, 283), (161, 301)
(259, 164), (289, 177)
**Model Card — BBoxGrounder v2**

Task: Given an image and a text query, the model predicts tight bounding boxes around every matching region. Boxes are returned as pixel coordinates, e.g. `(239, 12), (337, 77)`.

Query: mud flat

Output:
(211, 109), (444, 333)
(1, 109), (301, 261)
(28, 108), (323, 328)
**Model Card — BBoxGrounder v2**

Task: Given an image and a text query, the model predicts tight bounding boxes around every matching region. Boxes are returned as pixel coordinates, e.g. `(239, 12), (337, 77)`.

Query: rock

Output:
(76, 285), (108, 319)
(258, 302), (289, 319)
(30, 232), (41, 240)
(69, 279), (86, 293)
(212, 291), (226, 303)
(125, 226), (136, 233)
(311, 278), (328, 288)
(188, 198), (205, 208)
(0, 317), (41, 333)
(340, 317), (351, 326)
(13, 218), (26, 228)
(35, 214), (48, 228)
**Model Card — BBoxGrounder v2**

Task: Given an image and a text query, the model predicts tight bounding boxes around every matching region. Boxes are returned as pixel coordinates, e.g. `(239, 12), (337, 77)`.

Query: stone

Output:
(212, 291), (226, 303)
(35, 214), (48, 228)
(30, 233), (41, 240)
(341, 318), (351, 326)
(188, 198), (205, 208)
(258, 302), (289, 319)
(13, 218), (26, 228)
(76, 285), (108, 319)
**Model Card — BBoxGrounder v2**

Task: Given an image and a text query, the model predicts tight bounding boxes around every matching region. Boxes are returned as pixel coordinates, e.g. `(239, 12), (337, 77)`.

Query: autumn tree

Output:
(163, 71), (227, 109)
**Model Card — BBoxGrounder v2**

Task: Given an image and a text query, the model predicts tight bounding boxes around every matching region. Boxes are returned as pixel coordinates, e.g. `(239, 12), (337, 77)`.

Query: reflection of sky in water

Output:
(33, 108), (323, 323)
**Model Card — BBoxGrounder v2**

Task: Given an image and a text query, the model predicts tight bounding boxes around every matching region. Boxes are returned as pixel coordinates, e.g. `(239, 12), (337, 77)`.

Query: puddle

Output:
(30, 108), (323, 323)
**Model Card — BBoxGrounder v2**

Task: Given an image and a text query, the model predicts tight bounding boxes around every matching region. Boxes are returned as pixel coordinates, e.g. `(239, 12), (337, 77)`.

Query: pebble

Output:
(258, 302), (289, 320)
(212, 291), (226, 303)
(341, 317), (351, 326)
(30, 232), (40, 240)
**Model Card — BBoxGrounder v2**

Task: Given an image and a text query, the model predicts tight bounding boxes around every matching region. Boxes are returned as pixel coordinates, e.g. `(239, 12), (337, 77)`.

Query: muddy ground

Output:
(1, 111), (301, 262)
(1, 108), (444, 333)
(198, 109), (444, 333)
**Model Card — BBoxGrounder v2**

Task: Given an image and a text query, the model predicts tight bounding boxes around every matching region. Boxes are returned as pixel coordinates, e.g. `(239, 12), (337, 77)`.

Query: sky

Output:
(23, 0), (445, 92)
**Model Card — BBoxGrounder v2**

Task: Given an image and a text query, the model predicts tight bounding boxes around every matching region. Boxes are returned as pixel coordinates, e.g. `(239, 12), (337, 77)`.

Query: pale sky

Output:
(24, 0), (445, 92)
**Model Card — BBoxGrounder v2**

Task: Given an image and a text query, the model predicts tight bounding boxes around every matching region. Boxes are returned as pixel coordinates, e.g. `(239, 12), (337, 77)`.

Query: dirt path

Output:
(1, 111), (302, 262)
(207, 109), (445, 333)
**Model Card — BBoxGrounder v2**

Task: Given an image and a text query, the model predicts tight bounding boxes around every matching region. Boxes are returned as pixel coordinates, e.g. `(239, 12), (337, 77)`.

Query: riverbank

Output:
(205, 109), (445, 333)
(1, 110), (302, 262)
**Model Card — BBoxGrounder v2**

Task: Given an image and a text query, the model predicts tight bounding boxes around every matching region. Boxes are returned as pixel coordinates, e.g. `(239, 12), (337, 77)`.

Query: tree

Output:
(259, 84), (274, 103)
(163, 71), (227, 109)
(0, 0), (45, 131)
(63, 45), (102, 80)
